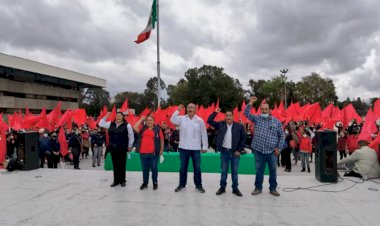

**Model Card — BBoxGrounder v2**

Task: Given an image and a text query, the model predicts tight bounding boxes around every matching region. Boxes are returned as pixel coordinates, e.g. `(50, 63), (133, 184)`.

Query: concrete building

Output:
(0, 53), (106, 114)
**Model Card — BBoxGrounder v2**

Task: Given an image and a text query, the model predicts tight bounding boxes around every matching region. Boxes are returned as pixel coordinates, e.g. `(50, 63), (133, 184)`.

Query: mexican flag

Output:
(135, 0), (157, 44)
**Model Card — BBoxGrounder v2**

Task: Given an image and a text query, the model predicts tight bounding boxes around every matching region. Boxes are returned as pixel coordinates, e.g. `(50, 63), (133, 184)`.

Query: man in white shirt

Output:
(170, 103), (208, 193)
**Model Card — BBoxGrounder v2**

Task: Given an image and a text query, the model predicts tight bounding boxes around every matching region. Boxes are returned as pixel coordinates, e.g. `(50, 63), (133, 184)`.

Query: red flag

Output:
(25, 106), (31, 116)
(358, 109), (377, 143)
(322, 103), (334, 121)
(140, 107), (151, 117)
(240, 99), (249, 123)
(308, 103), (323, 125)
(369, 134), (380, 163)
(96, 105), (108, 124)
(72, 109), (87, 126)
(58, 127), (68, 157)
(119, 98), (129, 113)
(341, 104), (362, 128)
(57, 110), (73, 128)
(35, 110), (49, 131)
(374, 98), (380, 121)
(233, 107), (240, 122)
(107, 106), (116, 122)
(9, 112), (23, 131)
(87, 117), (98, 130)
(0, 123), (7, 167)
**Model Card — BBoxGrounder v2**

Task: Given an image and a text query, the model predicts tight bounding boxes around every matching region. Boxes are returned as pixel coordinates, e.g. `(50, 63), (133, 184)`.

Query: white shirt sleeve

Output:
(127, 124), (134, 148)
(99, 116), (111, 129)
(200, 119), (209, 150)
(170, 110), (181, 125)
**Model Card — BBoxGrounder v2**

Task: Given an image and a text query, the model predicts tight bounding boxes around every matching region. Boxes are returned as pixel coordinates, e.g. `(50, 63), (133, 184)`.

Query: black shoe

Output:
(97, 164), (100, 166)
(196, 186), (205, 193)
(308, 167), (311, 173)
(92, 164), (95, 167)
(121, 182), (126, 187)
(140, 183), (148, 190)
(153, 183), (158, 190)
(301, 168), (305, 172)
(216, 187), (226, 195)
(232, 189), (243, 197)
(110, 182), (119, 187)
(175, 185), (186, 192)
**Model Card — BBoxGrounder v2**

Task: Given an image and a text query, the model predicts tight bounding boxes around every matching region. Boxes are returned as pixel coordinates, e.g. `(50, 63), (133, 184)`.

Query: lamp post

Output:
(280, 69), (288, 108)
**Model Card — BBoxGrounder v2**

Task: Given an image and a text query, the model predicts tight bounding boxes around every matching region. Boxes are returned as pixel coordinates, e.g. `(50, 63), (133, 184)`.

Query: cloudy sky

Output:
(1, 0), (379, 101)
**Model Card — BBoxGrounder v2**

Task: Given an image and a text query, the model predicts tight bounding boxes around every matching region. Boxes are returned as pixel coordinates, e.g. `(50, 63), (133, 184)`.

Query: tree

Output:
(143, 77), (166, 110)
(247, 75), (296, 108)
(79, 88), (110, 116)
(113, 91), (146, 114)
(168, 65), (244, 110)
(294, 73), (338, 108)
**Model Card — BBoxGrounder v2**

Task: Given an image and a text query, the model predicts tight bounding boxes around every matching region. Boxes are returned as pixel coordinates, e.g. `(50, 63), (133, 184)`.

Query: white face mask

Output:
(284, 130), (289, 135)
(261, 113), (270, 118)
(43, 133), (48, 138)
(303, 134), (307, 138)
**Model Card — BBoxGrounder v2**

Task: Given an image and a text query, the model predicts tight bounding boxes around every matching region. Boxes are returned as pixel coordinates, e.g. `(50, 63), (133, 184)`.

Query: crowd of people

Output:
(2, 97), (380, 197)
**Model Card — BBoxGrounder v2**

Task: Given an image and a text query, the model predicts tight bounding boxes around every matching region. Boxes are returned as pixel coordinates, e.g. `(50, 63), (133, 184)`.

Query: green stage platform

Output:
(104, 152), (269, 175)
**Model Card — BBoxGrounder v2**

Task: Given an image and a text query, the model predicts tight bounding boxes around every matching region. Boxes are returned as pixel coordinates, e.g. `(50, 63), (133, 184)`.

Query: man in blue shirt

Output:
(244, 96), (286, 197)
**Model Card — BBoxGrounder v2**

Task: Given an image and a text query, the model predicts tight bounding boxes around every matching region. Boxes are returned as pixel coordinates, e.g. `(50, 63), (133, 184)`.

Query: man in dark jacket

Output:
(208, 108), (246, 197)
(49, 133), (61, 168)
(39, 131), (51, 168)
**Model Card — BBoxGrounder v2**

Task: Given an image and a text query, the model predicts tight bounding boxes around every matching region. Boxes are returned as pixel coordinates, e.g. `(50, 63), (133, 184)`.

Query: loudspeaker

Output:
(315, 130), (337, 183)
(17, 132), (40, 170)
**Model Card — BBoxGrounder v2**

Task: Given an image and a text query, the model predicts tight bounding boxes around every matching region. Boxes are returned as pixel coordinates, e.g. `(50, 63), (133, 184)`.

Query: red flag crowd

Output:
(1, 98), (380, 170)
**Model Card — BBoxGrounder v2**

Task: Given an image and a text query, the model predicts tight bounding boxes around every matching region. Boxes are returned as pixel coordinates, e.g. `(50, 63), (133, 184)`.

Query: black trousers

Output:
(72, 148), (81, 168)
(48, 154), (60, 168)
(111, 150), (127, 184)
(282, 148), (292, 171)
(339, 150), (347, 160)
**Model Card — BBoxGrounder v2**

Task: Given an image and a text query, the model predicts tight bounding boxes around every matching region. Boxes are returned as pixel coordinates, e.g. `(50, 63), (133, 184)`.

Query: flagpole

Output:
(156, 0), (161, 108)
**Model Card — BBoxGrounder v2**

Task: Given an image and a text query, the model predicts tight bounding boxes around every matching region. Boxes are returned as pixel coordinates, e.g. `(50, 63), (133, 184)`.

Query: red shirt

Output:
(347, 135), (358, 153)
(140, 129), (164, 154)
(299, 137), (312, 153)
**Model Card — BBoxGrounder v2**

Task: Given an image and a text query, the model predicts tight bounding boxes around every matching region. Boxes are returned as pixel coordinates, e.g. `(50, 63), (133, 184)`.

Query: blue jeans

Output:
(140, 154), (158, 184)
(301, 152), (310, 169)
(254, 150), (278, 191)
(179, 148), (202, 187)
(220, 149), (240, 190)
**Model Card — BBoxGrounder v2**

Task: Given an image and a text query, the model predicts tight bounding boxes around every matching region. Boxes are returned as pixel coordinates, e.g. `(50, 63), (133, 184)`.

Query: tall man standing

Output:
(208, 108), (246, 197)
(244, 97), (285, 197)
(170, 103), (208, 193)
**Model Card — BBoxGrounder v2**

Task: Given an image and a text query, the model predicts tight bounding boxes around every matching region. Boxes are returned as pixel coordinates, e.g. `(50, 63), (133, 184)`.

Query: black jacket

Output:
(207, 112), (246, 153)
(91, 133), (105, 146)
(50, 139), (61, 152)
(108, 121), (130, 151)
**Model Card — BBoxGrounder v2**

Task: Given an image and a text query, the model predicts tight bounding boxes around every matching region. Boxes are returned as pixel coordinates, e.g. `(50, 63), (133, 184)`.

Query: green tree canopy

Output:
(168, 65), (244, 110)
